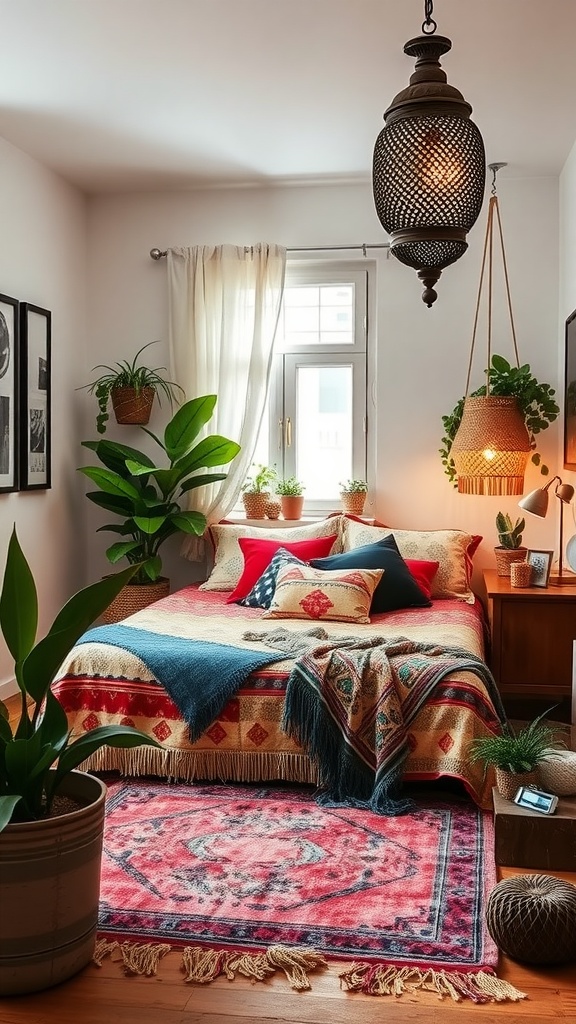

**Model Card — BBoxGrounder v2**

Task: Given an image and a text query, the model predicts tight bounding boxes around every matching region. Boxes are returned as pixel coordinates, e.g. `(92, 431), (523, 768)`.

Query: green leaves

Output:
(164, 394), (217, 460)
(0, 528), (38, 666)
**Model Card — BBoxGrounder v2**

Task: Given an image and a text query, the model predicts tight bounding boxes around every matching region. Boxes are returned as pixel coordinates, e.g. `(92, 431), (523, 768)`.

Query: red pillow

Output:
(404, 559), (440, 601)
(227, 534), (339, 603)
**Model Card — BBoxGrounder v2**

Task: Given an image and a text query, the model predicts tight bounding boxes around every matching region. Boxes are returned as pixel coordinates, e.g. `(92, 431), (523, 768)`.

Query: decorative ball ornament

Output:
(373, 6), (485, 307)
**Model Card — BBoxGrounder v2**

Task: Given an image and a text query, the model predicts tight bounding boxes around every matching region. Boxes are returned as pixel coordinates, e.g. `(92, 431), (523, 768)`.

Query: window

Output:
(253, 262), (369, 514)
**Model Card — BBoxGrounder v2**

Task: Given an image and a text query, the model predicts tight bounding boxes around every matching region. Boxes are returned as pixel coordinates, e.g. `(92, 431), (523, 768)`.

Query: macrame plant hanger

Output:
(449, 163), (531, 495)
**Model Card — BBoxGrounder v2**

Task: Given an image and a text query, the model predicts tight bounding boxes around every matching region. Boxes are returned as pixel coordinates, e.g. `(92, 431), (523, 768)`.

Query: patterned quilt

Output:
(53, 585), (502, 809)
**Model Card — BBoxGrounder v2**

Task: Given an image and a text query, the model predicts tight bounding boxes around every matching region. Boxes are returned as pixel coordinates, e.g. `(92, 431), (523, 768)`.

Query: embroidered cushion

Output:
(310, 536), (431, 614)
(341, 519), (481, 603)
(227, 533), (338, 603)
(200, 517), (342, 592)
(239, 548), (307, 609)
(262, 563), (384, 624)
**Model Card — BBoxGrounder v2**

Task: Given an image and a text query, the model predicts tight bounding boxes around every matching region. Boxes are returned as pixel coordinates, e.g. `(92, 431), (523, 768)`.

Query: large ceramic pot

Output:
(0, 771), (107, 996)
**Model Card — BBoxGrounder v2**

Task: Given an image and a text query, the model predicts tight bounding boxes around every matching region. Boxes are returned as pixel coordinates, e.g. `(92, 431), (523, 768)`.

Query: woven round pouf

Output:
(486, 875), (576, 964)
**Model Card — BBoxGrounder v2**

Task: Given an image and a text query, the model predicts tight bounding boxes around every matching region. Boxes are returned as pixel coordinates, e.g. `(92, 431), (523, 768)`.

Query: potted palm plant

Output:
(494, 512), (527, 577)
(0, 528), (162, 995)
(79, 341), (185, 434)
(469, 711), (559, 801)
(339, 479), (368, 516)
(275, 477), (305, 520)
(79, 394), (240, 621)
(241, 464), (278, 519)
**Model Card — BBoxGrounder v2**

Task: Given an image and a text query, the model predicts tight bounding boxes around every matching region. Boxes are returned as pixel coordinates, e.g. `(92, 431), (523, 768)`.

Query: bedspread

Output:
(53, 585), (502, 808)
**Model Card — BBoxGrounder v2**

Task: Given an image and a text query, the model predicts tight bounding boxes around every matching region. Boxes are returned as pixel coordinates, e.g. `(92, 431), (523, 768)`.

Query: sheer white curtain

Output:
(167, 243), (286, 554)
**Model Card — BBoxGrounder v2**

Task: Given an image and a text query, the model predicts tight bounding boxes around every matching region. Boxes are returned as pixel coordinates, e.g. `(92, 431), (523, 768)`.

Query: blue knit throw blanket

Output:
(78, 624), (287, 741)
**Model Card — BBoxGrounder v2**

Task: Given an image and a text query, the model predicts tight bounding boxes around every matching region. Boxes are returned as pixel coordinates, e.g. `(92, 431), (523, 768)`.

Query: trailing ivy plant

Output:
(440, 355), (559, 487)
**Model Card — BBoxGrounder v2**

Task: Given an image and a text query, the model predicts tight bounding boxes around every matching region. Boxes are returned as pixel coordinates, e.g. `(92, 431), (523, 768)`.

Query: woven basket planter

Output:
(111, 386), (155, 425)
(242, 492), (270, 519)
(340, 492), (366, 516)
(101, 577), (170, 624)
(494, 546), (528, 577)
(495, 767), (539, 802)
(450, 395), (531, 495)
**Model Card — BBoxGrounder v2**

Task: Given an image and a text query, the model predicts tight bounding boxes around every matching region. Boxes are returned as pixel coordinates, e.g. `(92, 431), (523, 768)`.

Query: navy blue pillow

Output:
(239, 548), (306, 609)
(310, 535), (431, 614)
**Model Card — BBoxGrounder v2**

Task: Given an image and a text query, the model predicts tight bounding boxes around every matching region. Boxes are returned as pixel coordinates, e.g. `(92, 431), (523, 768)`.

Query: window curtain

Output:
(167, 243), (286, 557)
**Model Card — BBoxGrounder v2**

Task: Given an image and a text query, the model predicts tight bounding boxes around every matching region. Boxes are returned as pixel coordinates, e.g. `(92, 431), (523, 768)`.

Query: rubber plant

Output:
(440, 355), (559, 487)
(0, 528), (161, 831)
(79, 394), (241, 584)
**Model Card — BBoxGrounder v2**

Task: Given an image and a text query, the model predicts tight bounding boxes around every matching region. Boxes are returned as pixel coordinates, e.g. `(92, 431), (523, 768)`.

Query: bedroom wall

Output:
(0, 137), (87, 699)
(560, 139), (576, 505)
(84, 175), (560, 593)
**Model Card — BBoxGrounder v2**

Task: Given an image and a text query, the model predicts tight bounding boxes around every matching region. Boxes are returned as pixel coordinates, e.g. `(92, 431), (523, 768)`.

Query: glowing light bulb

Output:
(483, 448), (496, 461)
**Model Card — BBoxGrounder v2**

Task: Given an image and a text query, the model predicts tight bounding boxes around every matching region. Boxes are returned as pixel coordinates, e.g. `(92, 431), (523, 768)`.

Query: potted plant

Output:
(469, 711), (559, 801)
(440, 355), (559, 486)
(79, 341), (185, 434)
(0, 528), (162, 995)
(339, 479), (368, 516)
(79, 394), (240, 620)
(241, 464), (278, 519)
(275, 477), (305, 520)
(494, 512), (527, 577)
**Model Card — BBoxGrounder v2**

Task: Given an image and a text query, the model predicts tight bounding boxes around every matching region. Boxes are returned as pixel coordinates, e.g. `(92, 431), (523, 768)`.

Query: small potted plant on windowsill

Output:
(494, 512), (527, 577)
(469, 711), (559, 801)
(79, 341), (185, 434)
(276, 477), (305, 520)
(339, 479), (368, 516)
(241, 464), (278, 519)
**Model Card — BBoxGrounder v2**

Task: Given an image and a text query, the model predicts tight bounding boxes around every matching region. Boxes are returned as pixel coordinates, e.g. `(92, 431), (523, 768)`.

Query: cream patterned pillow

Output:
(200, 517), (343, 591)
(341, 519), (481, 603)
(262, 563), (383, 623)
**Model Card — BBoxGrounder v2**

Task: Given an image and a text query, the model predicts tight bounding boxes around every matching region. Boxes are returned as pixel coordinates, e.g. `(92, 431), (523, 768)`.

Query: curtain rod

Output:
(149, 243), (390, 260)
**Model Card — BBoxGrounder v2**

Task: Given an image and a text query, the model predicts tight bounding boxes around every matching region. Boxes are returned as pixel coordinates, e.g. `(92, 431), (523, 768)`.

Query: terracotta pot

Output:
(494, 546), (528, 577)
(101, 576), (170, 623)
(280, 494), (305, 520)
(111, 386), (155, 425)
(341, 491), (366, 516)
(0, 771), (106, 995)
(495, 766), (539, 802)
(242, 492), (270, 519)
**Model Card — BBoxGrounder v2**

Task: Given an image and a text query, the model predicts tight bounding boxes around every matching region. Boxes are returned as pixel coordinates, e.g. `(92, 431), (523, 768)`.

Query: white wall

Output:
(0, 138), (87, 698)
(85, 175), (561, 592)
(560, 140), (576, 498)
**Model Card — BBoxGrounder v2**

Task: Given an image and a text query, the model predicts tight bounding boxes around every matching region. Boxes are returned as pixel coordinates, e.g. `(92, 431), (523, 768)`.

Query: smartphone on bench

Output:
(513, 786), (558, 815)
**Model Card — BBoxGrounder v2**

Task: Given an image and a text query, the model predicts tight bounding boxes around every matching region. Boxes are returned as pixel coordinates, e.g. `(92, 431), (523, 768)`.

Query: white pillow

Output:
(341, 519), (481, 603)
(200, 517), (343, 591)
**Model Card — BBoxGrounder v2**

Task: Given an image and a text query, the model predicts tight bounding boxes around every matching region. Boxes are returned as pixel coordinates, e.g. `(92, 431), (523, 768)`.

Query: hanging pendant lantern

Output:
(373, 0), (485, 307)
(449, 164), (531, 495)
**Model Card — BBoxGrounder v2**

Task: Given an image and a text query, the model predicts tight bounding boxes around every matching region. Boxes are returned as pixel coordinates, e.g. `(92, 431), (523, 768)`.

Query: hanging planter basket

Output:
(111, 386), (155, 426)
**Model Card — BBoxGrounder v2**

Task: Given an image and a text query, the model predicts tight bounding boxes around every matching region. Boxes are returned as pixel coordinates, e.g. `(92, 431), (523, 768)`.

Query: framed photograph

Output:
(564, 308), (576, 470)
(19, 302), (51, 490)
(0, 293), (19, 493)
(526, 548), (553, 588)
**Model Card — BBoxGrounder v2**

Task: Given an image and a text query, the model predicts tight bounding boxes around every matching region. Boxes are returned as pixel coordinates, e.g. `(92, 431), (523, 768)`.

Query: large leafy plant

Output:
(79, 394), (240, 584)
(0, 529), (161, 832)
(440, 355), (559, 486)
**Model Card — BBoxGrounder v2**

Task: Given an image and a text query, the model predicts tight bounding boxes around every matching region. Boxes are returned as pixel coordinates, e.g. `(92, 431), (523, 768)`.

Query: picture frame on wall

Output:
(526, 548), (553, 588)
(0, 292), (19, 493)
(19, 302), (51, 490)
(564, 308), (576, 470)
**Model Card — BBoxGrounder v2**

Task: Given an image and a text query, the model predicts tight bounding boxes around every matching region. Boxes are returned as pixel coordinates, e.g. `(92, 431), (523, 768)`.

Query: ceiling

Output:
(0, 0), (575, 194)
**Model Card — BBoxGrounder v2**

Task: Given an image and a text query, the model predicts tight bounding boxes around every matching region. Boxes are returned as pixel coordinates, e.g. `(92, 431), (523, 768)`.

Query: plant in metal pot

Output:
(469, 710), (560, 800)
(0, 527), (162, 994)
(79, 341), (185, 434)
(78, 394), (240, 618)
(440, 356), (559, 487)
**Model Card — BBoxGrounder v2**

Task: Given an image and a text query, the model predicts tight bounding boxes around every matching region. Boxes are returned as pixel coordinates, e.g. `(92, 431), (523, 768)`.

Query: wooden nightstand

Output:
(483, 569), (576, 720)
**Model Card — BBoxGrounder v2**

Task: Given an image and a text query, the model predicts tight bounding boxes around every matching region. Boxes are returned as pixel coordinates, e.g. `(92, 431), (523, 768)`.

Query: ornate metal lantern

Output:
(373, 0), (486, 306)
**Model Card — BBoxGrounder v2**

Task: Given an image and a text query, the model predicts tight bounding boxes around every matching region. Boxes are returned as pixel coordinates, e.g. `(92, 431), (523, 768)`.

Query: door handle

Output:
(285, 417), (292, 447)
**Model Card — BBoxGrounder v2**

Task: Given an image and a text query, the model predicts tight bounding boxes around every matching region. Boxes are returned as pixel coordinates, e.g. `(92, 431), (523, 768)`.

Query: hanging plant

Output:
(440, 355), (559, 487)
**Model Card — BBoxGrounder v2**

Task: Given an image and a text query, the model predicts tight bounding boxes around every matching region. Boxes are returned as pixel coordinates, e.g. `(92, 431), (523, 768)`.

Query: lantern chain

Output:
(422, 0), (437, 34)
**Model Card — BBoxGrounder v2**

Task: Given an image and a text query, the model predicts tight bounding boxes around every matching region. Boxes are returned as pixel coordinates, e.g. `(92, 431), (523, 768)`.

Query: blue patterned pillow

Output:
(239, 548), (307, 609)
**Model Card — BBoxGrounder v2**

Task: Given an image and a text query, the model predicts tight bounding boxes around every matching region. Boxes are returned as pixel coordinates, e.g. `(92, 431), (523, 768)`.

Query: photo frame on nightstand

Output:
(526, 549), (553, 588)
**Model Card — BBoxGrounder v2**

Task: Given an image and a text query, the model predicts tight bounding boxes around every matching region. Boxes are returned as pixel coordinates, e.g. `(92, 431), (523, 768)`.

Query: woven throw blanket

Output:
(78, 625), (286, 741)
(244, 627), (505, 815)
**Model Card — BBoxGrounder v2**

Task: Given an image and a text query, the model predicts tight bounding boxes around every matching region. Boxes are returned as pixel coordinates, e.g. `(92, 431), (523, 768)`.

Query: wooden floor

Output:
(2, 702), (575, 1022)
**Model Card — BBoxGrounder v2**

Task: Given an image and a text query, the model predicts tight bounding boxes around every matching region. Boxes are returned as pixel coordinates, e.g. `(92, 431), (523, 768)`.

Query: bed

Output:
(53, 516), (503, 810)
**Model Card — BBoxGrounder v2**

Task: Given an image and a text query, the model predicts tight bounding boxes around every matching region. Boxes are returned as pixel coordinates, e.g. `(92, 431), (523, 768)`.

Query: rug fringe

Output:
(338, 962), (527, 1003)
(93, 939), (171, 976)
(180, 944), (327, 989)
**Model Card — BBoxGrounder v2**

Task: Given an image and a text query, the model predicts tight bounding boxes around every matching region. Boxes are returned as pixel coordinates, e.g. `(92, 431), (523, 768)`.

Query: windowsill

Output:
(224, 514), (376, 528)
